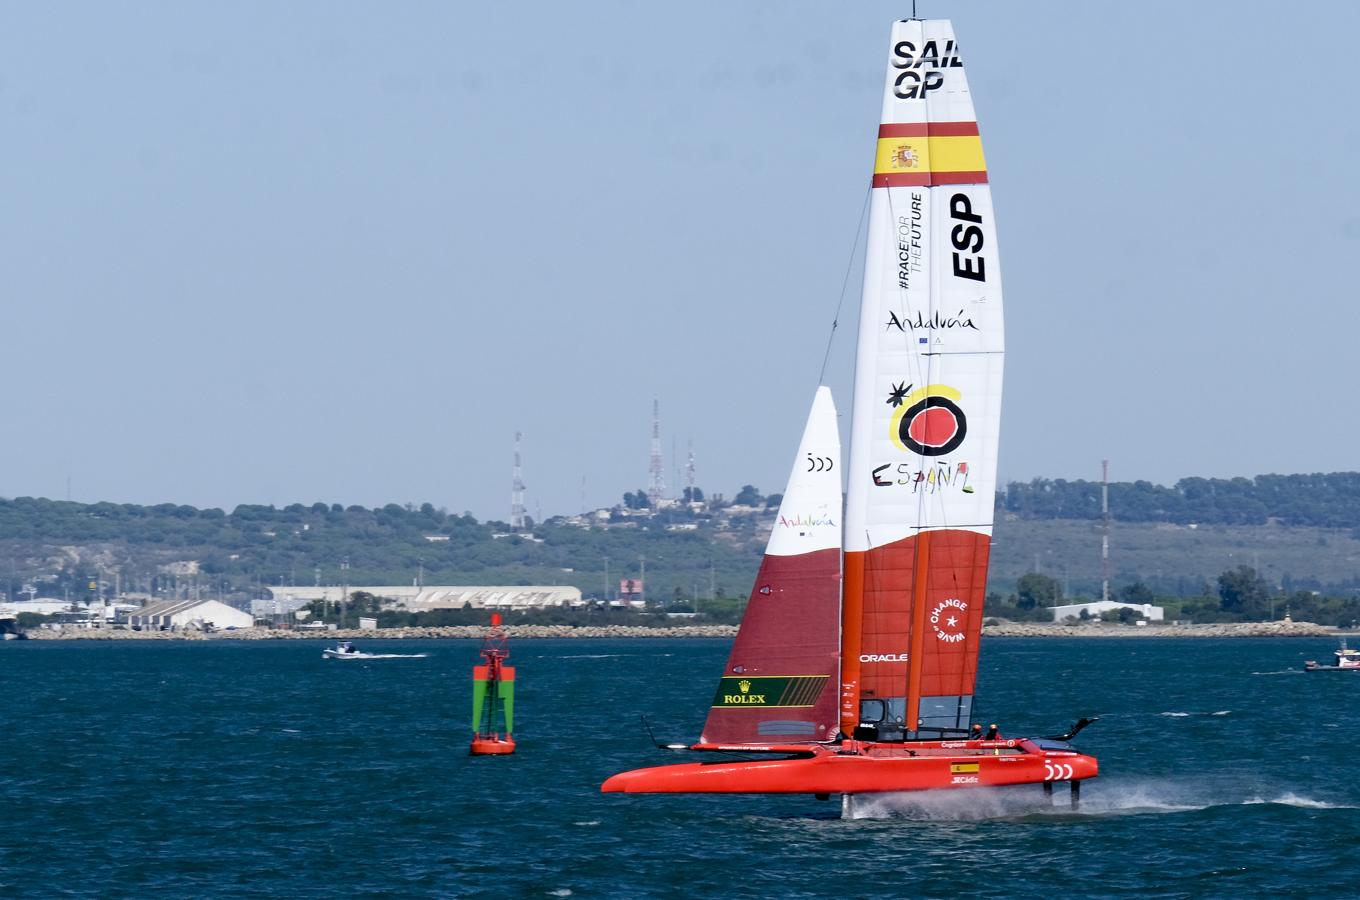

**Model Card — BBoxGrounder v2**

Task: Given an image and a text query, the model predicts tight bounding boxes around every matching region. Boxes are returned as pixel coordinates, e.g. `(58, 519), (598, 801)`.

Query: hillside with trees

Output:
(3, 470), (1360, 623)
(1000, 471), (1360, 528)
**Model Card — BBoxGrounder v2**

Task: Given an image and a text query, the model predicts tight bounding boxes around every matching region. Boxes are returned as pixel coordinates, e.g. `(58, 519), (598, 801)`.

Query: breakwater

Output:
(21, 620), (1341, 640)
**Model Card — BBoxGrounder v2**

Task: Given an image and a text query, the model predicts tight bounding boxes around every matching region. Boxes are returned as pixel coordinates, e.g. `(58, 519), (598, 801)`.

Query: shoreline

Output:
(14, 620), (1345, 640)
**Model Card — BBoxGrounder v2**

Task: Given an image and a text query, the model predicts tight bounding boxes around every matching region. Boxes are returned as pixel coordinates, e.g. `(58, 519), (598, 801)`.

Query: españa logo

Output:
(885, 382), (968, 457)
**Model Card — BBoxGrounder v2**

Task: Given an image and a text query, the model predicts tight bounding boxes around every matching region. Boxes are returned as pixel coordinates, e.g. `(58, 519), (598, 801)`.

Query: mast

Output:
(1101, 459), (1111, 603)
(648, 399), (665, 506)
(841, 20), (1004, 740)
(511, 432), (526, 530)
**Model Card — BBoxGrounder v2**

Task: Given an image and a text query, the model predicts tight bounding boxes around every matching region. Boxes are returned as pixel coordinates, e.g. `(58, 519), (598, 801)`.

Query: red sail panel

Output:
(853, 529), (990, 733)
(701, 548), (842, 744)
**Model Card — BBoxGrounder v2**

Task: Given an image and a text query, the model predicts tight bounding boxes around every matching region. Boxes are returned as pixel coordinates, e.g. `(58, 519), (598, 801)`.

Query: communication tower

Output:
(511, 431), (526, 530)
(1101, 459), (1111, 603)
(648, 399), (665, 505)
(686, 439), (696, 499)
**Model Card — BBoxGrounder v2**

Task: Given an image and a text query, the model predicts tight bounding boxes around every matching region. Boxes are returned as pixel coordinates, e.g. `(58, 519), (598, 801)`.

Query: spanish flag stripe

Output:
(872, 171), (989, 187)
(927, 171), (990, 185)
(874, 134), (986, 174)
(872, 172), (931, 187)
(878, 121), (980, 138)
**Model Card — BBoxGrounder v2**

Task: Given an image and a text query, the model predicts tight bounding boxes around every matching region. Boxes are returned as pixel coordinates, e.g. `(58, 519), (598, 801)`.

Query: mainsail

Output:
(700, 387), (842, 745)
(840, 19), (1004, 739)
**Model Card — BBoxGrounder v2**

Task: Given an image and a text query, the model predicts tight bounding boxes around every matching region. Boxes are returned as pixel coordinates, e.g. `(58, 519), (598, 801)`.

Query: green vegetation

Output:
(3, 469), (1360, 625)
(1001, 471), (1360, 528)
(0, 494), (764, 610)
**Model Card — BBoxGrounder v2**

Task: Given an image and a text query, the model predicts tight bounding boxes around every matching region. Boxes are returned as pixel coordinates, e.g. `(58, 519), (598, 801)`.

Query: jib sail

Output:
(701, 387), (842, 745)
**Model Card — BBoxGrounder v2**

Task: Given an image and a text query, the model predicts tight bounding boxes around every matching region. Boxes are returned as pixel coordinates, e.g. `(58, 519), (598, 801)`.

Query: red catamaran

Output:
(603, 17), (1097, 813)
(470, 613), (516, 755)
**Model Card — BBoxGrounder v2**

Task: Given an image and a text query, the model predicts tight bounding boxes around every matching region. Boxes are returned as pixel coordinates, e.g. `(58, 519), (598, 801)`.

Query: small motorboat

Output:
(323, 641), (367, 659)
(1304, 639), (1360, 671)
(322, 640), (427, 660)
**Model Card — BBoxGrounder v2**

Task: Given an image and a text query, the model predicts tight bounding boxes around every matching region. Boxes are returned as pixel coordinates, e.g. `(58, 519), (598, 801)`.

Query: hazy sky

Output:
(2, 1), (1357, 521)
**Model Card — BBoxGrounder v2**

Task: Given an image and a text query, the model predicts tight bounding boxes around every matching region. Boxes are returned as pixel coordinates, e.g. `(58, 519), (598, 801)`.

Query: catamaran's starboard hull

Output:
(601, 741), (1096, 795)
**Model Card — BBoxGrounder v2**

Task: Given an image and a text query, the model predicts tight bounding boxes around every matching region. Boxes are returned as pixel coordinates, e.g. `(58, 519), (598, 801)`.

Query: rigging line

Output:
(817, 184), (872, 387)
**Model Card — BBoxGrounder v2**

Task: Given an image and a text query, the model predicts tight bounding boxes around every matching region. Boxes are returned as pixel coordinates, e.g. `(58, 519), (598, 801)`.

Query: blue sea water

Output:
(2, 637), (1358, 898)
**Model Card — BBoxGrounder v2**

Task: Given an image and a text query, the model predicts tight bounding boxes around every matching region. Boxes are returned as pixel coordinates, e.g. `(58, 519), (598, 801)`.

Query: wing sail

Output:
(840, 19), (1003, 739)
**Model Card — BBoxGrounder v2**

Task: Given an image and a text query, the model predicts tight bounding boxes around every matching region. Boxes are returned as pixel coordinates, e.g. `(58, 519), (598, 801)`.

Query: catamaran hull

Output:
(602, 743), (1096, 795)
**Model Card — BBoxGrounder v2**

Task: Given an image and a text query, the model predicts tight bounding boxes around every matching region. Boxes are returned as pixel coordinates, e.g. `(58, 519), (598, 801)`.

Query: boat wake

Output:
(342, 653), (429, 660)
(551, 653), (674, 660)
(841, 779), (1358, 821)
(1158, 710), (1232, 717)
(1243, 793), (1355, 810)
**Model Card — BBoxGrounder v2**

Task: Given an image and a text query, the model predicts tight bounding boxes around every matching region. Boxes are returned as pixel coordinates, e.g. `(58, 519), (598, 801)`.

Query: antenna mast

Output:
(511, 431), (526, 529)
(686, 439), (696, 500)
(1101, 459), (1111, 603)
(648, 399), (665, 505)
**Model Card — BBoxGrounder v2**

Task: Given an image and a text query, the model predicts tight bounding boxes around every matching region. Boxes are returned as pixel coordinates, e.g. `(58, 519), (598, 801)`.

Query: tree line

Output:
(999, 472), (1360, 528)
(986, 566), (1360, 627)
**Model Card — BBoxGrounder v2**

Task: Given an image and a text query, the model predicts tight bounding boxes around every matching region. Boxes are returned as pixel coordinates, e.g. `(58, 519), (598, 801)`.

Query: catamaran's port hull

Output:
(602, 741), (1096, 795)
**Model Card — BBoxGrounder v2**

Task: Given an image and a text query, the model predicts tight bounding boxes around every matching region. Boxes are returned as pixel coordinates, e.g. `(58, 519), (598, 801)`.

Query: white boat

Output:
(0, 609), (27, 640)
(1304, 639), (1360, 671)
(322, 641), (427, 660)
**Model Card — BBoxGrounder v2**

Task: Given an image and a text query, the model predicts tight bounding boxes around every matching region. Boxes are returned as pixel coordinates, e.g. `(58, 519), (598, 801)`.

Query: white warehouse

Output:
(128, 598), (254, 631)
(264, 585), (581, 611)
(1048, 600), (1165, 623)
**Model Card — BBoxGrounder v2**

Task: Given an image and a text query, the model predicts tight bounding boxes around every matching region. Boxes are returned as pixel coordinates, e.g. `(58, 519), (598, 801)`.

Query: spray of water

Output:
(841, 778), (1358, 821)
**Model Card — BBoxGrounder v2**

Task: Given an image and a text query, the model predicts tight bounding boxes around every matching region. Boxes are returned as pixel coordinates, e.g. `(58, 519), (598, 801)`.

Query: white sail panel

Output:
(767, 386), (841, 556)
(845, 19), (1003, 553)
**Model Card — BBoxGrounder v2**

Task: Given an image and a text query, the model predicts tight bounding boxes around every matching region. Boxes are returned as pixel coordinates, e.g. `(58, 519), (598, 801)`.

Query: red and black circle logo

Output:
(887, 381), (967, 457)
(899, 396), (966, 456)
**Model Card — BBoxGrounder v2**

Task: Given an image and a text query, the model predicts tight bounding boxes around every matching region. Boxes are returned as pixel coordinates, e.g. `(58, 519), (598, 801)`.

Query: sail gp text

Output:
(891, 38), (963, 99)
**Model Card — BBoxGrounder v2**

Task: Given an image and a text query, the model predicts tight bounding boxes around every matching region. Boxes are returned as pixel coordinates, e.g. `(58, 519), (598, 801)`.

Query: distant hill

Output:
(3, 471), (1359, 607)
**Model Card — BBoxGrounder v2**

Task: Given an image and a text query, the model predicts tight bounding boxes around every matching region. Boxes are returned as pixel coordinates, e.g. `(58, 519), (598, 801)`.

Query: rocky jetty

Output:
(981, 619), (1335, 638)
(23, 620), (1340, 640)
(25, 624), (741, 640)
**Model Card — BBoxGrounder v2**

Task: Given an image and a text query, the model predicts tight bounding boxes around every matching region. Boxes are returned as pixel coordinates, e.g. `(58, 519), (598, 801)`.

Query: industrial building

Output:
(1048, 600), (1165, 623)
(127, 598), (254, 631)
(263, 585), (581, 612)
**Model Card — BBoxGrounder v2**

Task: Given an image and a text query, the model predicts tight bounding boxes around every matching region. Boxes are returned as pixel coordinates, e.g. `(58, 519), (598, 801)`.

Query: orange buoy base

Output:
(470, 735), (516, 755)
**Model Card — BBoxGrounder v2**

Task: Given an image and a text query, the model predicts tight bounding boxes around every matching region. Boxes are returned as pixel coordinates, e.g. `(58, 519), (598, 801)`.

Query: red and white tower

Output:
(647, 399), (665, 506)
(511, 431), (526, 530)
